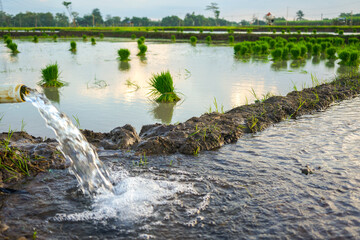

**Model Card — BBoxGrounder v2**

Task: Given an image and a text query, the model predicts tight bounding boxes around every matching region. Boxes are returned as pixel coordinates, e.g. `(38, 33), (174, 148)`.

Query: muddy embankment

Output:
(1, 73), (360, 188)
(1, 31), (359, 42)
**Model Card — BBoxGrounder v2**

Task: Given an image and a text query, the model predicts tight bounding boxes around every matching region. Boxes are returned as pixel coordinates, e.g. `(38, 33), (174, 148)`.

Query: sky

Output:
(2, 0), (360, 22)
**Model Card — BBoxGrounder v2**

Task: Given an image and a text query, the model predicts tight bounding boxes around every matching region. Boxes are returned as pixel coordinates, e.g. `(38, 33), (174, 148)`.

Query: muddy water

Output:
(1, 96), (360, 239)
(0, 39), (340, 137)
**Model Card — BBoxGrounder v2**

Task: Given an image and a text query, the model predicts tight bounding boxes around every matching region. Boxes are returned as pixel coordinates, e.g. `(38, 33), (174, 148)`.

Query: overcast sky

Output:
(3, 0), (360, 22)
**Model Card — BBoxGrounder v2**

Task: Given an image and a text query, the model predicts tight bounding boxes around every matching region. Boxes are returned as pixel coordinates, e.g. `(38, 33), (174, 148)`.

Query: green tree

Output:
(205, 2), (220, 25)
(296, 10), (305, 21)
(92, 8), (103, 26)
(62, 1), (74, 26)
(55, 13), (69, 27)
(161, 16), (182, 26)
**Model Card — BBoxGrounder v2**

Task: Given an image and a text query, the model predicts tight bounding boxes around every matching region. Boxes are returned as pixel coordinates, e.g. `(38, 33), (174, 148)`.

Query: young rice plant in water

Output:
(8, 42), (19, 54)
(118, 48), (130, 61)
(190, 36), (197, 45)
(91, 37), (96, 45)
(149, 71), (181, 103)
(70, 41), (76, 52)
(38, 63), (65, 87)
(137, 44), (147, 56)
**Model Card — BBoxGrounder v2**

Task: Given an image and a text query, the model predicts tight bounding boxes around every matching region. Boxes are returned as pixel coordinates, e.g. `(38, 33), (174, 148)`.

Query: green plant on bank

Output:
(21, 119), (27, 132)
(33, 35), (38, 43)
(193, 146), (200, 156)
(133, 153), (148, 167)
(171, 35), (176, 42)
(228, 35), (234, 44)
(53, 34), (57, 42)
(208, 97), (224, 113)
(131, 34), (136, 40)
(0, 129), (30, 181)
(38, 63), (65, 87)
(137, 44), (147, 56)
(69, 41), (76, 52)
(7, 42), (19, 54)
(250, 88), (273, 103)
(91, 37), (96, 45)
(248, 116), (259, 133)
(72, 115), (81, 129)
(82, 34), (87, 41)
(190, 36), (197, 45)
(206, 35), (212, 44)
(149, 71), (181, 103)
(118, 48), (130, 61)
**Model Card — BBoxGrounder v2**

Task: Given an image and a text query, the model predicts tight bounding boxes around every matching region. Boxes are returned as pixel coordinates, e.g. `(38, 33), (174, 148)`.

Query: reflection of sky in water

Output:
(0, 39), (339, 137)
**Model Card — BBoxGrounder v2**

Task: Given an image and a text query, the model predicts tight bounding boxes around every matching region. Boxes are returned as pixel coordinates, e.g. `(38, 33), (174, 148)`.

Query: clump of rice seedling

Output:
(335, 29), (339, 33)
(69, 41), (76, 52)
(199, 28), (204, 34)
(228, 35), (234, 44)
(38, 63), (65, 87)
(149, 71), (180, 103)
(320, 42), (327, 52)
(91, 37), (96, 45)
(190, 36), (197, 45)
(290, 47), (300, 59)
(118, 48), (130, 61)
(305, 43), (313, 54)
(338, 50), (350, 64)
(137, 44), (147, 56)
(247, 29), (252, 34)
(99, 33), (104, 39)
(281, 47), (289, 60)
(326, 47), (337, 59)
(312, 44), (321, 56)
(7, 42), (19, 54)
(139, 36), (145, 43)
(53, 34), (58, 42)
(137, 38), (143, 46)
(338, 30), (344, 35)
(286, 28), (290, 33)
(206, 35), (212, 44)
(281, 29), (285, 34)
(349, 51), (359, 66)
(260, 43), (269, 54)
(312, 29), (317, 34)
(171, 35), (176, 42)
(297, 30), (301, 34)
(300, 46), (307, 58)
(82, 35), (87, 41)
(131, 34), (136, 40)
(271, 48), (282, 61)
(348, 38), (359, 45)
(272, 29), (276, 34)
(269, 39), (276, 49)
(33, 35), (38, 43)
(252, 44), (261, 54)
(286, 42), (295, 51)
(5, 38), (12, 46)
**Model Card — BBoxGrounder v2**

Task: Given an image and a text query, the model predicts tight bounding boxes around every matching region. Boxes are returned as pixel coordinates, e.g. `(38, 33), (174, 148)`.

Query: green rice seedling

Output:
(137, 38), (143, 46)
(5, 38), (12, 46)
(335, 29), (339, 33)
(171, 35), (176, 42)
(299, 37), (304, 42)
(338, 50), (350, 64)
(297, 30), (301, 34)
(320, 42), (327, 52)
(286, 28), (290, 33)
(228, 35), (234, 44)
(190, 36), (197, 45)
(348, 38), (359, 45)
(227, 29), (233, 34)
(72, 115), (81, 129)
(206, 35), (212, 44)
(288, 37), (297, 43)
(252, 44), (261, 54)
(260, 43), (269, 54)
(3, 34), (9, 41)
(53, 34), (58, 42)
(312, 44), (321, 56)
(312, 29), (317, 34)
(269, 39), (276, 49)
(69, 41), (76, 52)
(271, 48), (282, 61)
(118, 48), (130, 61)
(137, 44), (147, 56)
(300, 46), (307, 57)
(281, 29), (285, 34)
(131, 34), (136, 40)
(353, 29), (357, 33)
(290, 47), (300, 59)
(281, 47), (289, 60)
(349, 51), (359, 66)
(99, 33), (104, 39)
(234, 43), (242, 55)
(91, 37), (96, 45)
(33, 35), (38, 43)
(338, 30), (344, 35)
(7, 42), (19, 54)
(38, 63), (65, 87)
(208, 97), (224, 113)
(82, 35), (87, 41)
(286, 42), (295, 51)
(199, 28), (204, 34)
(272, 29), (276, 34)
(334, 37), (344, 46)
(149, 71), (180, 103)
(247, 29), (252, 34)
(139, 36), (145, 43)
(305, 43), (313, 54)
(125, 79), (140, 91)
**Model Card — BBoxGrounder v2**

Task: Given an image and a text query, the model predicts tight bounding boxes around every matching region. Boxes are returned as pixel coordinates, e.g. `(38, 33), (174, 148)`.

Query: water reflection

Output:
(43, 87), (60, 103)
(337, 65), (358, 75)
(139, 56), (147, 65)
(119, 61), (131, 71)
(150, 102), (176, 124)
(312, 56), (321, 65)
(270, 61), (288, 71)
(290, 59), (306, 69)
(325, 60), (336, 68)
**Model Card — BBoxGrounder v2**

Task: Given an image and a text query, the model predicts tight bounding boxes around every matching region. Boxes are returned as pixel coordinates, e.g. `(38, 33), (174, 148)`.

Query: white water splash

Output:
(25, 89), (113, 195)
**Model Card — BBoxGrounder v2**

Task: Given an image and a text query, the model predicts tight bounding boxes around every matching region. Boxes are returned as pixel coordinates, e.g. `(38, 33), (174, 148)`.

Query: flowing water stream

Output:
(24, 89), (113, 195)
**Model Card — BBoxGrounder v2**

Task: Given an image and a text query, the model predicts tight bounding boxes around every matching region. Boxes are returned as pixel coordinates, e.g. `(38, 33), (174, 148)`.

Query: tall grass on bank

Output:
(149, 71), (181, 103)
(38, 63), (65, 87)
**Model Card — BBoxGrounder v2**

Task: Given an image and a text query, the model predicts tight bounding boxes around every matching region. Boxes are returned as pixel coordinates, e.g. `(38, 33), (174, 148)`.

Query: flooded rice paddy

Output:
(0, 38), (343, 137)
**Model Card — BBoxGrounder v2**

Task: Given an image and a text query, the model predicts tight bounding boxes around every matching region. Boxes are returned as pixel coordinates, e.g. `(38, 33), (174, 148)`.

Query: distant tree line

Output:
(0, 9), (358, 28)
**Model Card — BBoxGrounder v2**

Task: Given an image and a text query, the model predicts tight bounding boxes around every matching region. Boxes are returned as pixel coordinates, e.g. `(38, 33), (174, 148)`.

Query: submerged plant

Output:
(149, 71), (181, 103)
(91, 37), (96, 45)
(69, 41), (76, 52)
(118, 48), (130, 61)
(190, 36), (197, 45)
(38, 63), (65, 87)
(137, 44), (147, 56)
